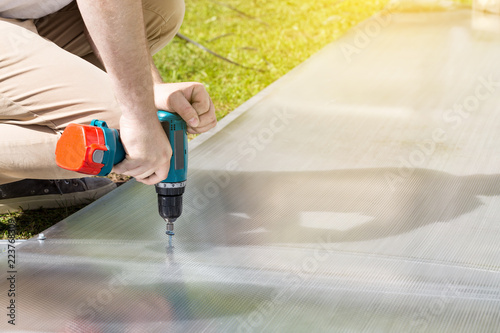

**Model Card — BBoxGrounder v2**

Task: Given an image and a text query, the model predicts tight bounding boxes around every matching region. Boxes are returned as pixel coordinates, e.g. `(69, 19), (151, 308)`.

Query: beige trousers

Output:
(0, 0), (184, 185)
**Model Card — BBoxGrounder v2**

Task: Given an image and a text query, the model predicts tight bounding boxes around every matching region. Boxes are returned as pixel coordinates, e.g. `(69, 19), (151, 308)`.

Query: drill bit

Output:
(166, 219), (175, 247)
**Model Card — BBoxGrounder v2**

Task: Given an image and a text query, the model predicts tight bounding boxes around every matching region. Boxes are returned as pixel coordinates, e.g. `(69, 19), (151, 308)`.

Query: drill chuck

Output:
(156, 182), (186, 224)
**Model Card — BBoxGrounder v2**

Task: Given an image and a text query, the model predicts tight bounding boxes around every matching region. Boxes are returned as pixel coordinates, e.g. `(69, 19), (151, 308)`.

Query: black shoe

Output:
(0, 178), (116, 213)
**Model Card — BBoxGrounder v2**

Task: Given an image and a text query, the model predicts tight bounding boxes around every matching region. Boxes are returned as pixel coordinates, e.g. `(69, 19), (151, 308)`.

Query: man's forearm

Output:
(76, 0), (156, 121)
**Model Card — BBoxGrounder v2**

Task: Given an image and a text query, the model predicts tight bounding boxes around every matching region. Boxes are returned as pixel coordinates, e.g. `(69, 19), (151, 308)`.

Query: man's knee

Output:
(143, 0), (185, 54)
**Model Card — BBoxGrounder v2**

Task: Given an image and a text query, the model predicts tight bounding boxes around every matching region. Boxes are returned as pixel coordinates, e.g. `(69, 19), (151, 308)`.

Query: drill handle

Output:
(56, 111), (185, 180)
(90, 120), (125, 176)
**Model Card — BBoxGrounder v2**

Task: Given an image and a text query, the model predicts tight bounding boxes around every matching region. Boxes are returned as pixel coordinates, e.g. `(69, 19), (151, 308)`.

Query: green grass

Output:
(154, 0), (394, 118)
(0, 0), (472, 239)
(0, 204), (87, 240)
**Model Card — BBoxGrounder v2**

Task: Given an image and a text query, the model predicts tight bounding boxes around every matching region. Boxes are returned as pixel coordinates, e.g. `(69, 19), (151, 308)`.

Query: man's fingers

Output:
(188, 119), (217, 134)
(191, 84), (212, 116)
(168, 91), (199, 127)
(112, 160), (133, 175)
(138, 173), (164, 185)
(187, 100), (216, 133)
(168, 84), (214, 129)
(113, 158), (169, 185)
(154, 82), (217, 134)
(134, 168), (158, 181)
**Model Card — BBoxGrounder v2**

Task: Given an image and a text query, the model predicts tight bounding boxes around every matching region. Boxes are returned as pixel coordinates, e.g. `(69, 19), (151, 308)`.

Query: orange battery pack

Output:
(55, 123), (107, 175)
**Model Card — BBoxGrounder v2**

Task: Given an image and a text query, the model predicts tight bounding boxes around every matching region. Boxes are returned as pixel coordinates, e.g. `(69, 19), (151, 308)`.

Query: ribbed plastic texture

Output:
(2, 8), (500, 332)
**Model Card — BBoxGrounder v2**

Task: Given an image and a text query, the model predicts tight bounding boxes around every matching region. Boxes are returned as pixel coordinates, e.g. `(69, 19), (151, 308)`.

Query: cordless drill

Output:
(55, 111), (188, 238)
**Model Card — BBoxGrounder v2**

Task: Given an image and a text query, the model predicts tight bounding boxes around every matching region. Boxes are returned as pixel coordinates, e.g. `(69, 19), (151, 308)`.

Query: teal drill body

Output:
(88, 111), (188, 236)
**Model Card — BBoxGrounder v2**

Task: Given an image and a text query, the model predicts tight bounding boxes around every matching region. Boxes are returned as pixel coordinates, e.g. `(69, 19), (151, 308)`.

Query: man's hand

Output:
(154, 82), (217, 134)
(113, 116), (171, 185)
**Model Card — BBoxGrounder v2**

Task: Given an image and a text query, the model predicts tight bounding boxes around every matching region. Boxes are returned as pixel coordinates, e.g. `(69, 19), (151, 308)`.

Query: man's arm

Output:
(77, 0), (216, 184)
(77, 0), (171, 185)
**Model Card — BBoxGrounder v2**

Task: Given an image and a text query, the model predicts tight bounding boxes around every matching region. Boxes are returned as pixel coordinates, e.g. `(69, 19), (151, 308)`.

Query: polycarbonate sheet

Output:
(2, 8), (500, 332)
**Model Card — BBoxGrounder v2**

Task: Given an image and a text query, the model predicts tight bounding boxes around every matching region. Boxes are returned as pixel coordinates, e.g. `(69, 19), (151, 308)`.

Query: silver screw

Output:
(37, 233), (46, 240)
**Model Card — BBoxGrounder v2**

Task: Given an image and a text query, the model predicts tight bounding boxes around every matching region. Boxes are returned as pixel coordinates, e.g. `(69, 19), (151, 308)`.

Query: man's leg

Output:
(35, 0), (185, 66)
(0, 18), (121, 183)
(0, 18), (120, 211)
(142, 0), (186, 54)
